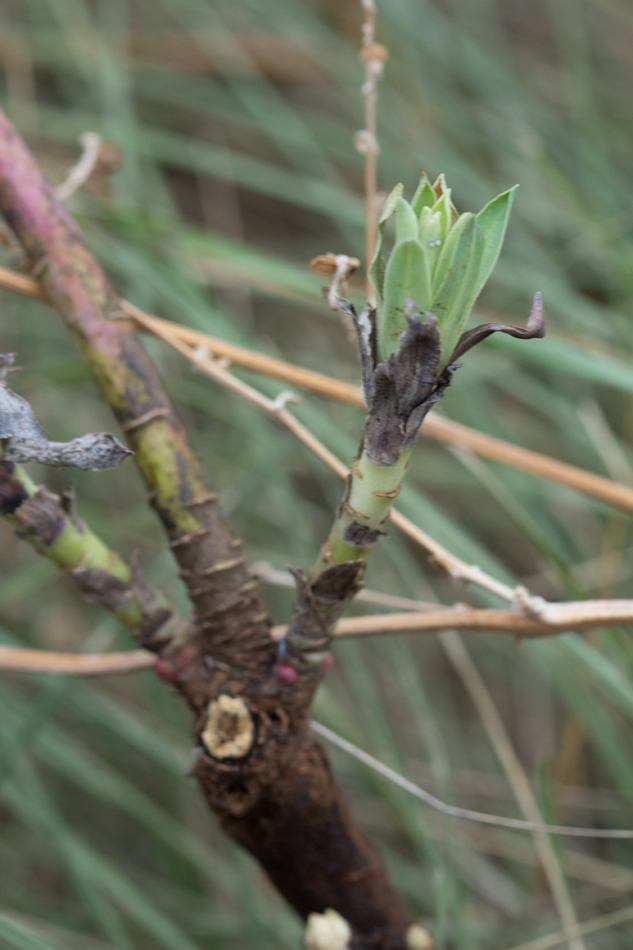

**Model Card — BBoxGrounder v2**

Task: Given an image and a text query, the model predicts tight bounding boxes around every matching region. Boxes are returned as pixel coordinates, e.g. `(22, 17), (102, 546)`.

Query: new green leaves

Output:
(381, 238), (431, 357)
(473, 187), (520, 302)
(370, 173), (517, 363)
(431, 212), (484, 363)
(369, 181), (403, 310)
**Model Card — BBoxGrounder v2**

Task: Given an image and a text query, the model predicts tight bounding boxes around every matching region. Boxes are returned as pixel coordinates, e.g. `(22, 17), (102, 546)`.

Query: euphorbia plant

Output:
(0, 92), (552, 947)
(283, 173), (545, 677)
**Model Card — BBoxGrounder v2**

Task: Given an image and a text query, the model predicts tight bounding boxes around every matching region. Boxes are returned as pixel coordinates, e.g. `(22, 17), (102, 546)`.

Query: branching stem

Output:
(0, 461), (181, 645)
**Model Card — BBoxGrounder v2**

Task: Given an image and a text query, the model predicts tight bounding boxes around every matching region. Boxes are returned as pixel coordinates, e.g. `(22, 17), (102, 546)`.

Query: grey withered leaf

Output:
(448, 291), (545, 363)
(337, 297), (377, 407)
(0, 353), (132, 471)
(339, 297), (450, 465)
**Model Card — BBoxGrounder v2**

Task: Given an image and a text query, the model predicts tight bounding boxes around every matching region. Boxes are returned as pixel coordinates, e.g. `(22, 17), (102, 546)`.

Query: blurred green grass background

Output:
(1, 0), (633, 946)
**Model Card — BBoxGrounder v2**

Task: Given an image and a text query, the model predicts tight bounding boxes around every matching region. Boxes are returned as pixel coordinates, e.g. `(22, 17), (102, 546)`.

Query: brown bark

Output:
(0, 109), (417, 948)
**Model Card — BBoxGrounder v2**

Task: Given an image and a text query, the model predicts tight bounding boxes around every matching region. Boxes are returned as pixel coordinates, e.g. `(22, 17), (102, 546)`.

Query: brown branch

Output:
(0, 137), (270, 670)
(1, 262), (631, 515)
(277, 600), (633, 640)
(0, 111), (415, 950)
(4, 598), (631, 677)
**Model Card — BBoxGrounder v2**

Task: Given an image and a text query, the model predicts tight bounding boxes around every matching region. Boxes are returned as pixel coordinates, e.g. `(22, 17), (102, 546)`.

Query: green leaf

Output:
(431, 189), (456, 241)
(431, 211), (472, 296)
(395, 198), (419, 243)
(417, 208), (444, 276)
(430, 214), (486, 362)
(369, 182), (404, 304)
(379, 182), (406, 226)
(379, 239), (432, 359)
(411, 174), (436, 217)
(472, 186), (518, 301)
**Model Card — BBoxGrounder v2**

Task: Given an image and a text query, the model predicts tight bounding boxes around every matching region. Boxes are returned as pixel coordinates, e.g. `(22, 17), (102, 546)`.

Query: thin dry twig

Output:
(275, 603), (633, 640)
(0, 646), (154, 675)
(3, 596), (633, 677)
(354, 0), (386, 302)
(55, 132), (102, 201)
(1, 262), (633, 515)
(440, 632), (585, 950)
(253, 563), (438, 612)
(311, 721), (633, 840)
(389, 509), (517, 601)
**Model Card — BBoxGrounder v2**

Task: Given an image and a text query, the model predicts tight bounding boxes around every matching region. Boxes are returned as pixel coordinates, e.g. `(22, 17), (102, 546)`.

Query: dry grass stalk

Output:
(1, 262), (632, 515)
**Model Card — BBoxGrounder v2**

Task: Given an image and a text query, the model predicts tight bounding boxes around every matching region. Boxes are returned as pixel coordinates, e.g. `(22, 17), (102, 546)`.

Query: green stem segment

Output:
(0, 462), (176, 639)
(310, 447), (412, 579)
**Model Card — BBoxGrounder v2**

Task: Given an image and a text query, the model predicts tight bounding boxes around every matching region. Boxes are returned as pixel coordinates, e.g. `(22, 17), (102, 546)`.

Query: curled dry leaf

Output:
(0, 353), (132, 470)
(309, 253), (340, 277)
(448, 291), (546, 363)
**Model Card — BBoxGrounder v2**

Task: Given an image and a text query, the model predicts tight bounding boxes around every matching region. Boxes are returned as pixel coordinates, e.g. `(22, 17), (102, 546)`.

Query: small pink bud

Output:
(276, 664), (299, 685)
(155, 658), (176, 682)
(321, 654), (334, 675)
